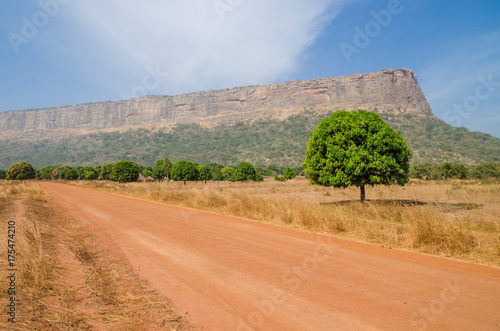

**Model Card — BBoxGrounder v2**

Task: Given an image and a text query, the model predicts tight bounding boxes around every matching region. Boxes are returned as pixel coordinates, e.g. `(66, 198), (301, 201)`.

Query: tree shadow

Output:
(320, 199), (481, 211)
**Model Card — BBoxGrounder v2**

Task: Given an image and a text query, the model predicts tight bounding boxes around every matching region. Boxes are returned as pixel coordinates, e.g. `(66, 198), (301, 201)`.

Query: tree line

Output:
(0, 159), (498, 183)
(0, 158), (300, 184)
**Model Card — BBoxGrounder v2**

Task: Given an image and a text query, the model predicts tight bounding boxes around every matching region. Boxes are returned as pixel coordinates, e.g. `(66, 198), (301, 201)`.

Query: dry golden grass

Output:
(70, 178), (500, 268)
(0, 180), (193, 330)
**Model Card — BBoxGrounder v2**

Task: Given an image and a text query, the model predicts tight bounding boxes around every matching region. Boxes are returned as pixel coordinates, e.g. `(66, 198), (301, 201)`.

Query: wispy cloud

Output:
(61, 0), (356, 98)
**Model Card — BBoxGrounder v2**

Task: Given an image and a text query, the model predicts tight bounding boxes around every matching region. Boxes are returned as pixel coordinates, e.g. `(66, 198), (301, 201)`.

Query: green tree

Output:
(64, 168), (79, 180)
(303, 110), (412, 201)
(212, 170), (224, 181)
(98, 163), (114, 180)
(162, 157), (173, 179)
(78, 167), (96, 180)
(283, 168), (296, 180)
(197, 165), (212, 183)
(142, 167), (153, 178)
(109, 160), (140, 183)
(50, 166), (71, 180)
(221, 166), (235, 181)
(82, 171), (96, 180)
(234, 162), (259, 182)
(6, 162), (36, 180)
(171, 161), (199, 185)
(39, 166), (56, 180)
(472, 162), (500, 179)
(0, 169), (7, 179)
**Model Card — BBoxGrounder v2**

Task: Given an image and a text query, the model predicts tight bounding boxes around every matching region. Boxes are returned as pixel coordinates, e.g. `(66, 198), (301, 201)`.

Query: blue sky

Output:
(1, 0), (499, 137)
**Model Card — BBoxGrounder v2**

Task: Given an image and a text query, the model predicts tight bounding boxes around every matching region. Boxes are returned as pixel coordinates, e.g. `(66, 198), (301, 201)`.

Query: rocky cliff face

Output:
(0, 68), (433, 133)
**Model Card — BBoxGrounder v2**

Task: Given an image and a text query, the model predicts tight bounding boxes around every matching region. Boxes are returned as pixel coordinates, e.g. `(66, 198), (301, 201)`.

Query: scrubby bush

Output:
(283, 168), (296, 180)
(274, 175), (286, 182)
(0, 169), (6, 179)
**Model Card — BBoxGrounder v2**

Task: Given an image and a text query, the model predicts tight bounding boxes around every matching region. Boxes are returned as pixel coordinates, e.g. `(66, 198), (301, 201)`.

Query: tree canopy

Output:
(109, 160), (140, 183)
(234, 162), (261, 182)
(303, 110), (412, 201)
(171, 160), (199, 184)
(6, 162), (36, 180)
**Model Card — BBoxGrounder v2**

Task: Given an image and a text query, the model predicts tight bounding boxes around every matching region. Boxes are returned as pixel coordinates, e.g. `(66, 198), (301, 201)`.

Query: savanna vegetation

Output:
(0, 111), (499, 170)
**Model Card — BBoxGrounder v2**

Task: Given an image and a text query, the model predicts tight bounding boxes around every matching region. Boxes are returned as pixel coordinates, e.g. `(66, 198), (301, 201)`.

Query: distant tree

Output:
(441, 163), (468, 179)
(50, 166), (71, 180)
(254, 165), (268, 176)
(212, 170), (224, 181)
(0, 169), (7, 179)
(303, 110), (412, 201)
(64, 168), (79, 180)
(162, 157), (173, 179)
(471, 162), (500, 179)
(94, 165), (102, 174)
(209, 163), (224, 173)
(98, 163), (114, 180)
(171, 161), (199, 185)
(78, 167), (96, 180)
(6, 162), (36, 180)
(39, 166), (56, 180)
(109, 160), (140, 183)
(234, 162), (260, 182)
(82, 171), (96, 180)
(409, 163), (432, 180)
(152, 158), (171, 181)
(283, 168), (296, 180)
(221, 166), (236, 181)
(197, 165), (212, 183)
(142, 168), (153, 178)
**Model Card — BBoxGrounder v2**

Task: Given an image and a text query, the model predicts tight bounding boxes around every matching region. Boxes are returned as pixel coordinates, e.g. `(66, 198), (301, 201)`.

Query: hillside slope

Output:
(0, 112), (498, 169)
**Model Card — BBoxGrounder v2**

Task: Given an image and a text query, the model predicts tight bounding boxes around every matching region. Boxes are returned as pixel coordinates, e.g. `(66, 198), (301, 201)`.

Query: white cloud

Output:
(62, 0), (355, 98)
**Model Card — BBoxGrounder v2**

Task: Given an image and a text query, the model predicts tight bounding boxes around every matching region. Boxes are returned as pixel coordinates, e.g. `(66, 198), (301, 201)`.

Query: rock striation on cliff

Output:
(0, 68), (433, 133)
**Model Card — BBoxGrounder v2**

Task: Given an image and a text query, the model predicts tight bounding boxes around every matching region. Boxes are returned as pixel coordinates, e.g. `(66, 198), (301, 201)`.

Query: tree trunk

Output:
(360, 185), (366, 202)
(184, 181), (186, 185)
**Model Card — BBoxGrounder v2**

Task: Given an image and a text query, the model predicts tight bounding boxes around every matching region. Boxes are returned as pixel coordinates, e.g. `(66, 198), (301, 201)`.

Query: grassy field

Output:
(70, 178), (500, 268)
(0, 181), (193, 330)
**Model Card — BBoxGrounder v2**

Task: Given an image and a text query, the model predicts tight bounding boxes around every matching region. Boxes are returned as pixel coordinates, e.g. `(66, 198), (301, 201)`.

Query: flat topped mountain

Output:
(0, 68), (433, 133)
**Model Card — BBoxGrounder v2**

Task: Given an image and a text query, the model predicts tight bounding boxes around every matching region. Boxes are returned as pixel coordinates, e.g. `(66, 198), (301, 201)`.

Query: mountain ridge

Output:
(0, 68), (434, 134)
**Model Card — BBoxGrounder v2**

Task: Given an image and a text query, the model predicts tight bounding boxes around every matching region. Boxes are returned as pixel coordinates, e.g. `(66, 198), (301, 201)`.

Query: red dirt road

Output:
(41, 182), (500, 330)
